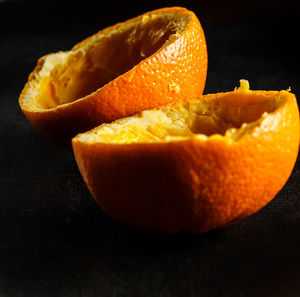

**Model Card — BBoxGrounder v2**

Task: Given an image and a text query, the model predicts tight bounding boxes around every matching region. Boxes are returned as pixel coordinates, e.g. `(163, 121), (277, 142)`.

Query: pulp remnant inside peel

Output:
(76, 81), (286, 143)
(24, 13), (188, 110)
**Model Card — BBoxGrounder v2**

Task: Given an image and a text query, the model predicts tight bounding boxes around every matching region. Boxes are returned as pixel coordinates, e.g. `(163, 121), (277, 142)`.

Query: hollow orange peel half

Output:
(72, 80), (300, 233)
(19, 7), (207, 145)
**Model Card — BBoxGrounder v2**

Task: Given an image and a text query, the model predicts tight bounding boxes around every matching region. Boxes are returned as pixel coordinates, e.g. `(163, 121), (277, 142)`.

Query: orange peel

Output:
(72, 80), (300, 233)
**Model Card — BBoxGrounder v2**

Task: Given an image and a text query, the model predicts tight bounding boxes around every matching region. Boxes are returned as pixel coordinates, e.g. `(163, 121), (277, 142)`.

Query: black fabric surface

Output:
(0, 2), (300, 297)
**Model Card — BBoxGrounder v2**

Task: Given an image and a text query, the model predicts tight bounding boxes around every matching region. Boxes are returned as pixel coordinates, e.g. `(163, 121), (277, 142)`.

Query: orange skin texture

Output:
(72, 90), (300, 233)
(19, 7), (207, 145)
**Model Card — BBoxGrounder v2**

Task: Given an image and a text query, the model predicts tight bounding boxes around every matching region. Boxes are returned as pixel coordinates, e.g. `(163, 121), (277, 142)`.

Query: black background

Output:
(0, 1), (300, 296)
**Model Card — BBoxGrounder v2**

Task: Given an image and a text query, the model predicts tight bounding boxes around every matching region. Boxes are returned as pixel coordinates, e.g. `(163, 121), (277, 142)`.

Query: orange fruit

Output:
(72, 80), (300, 233)
(19, 7), (207, 145)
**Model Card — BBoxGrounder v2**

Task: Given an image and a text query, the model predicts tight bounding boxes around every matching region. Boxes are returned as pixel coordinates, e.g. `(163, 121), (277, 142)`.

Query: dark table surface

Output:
(1, 2), (300, 297)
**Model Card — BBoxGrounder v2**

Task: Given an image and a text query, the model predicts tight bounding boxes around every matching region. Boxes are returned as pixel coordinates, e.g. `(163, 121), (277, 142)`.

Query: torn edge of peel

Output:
(235, 79), (292, 93)
(234, 79), (250, 92)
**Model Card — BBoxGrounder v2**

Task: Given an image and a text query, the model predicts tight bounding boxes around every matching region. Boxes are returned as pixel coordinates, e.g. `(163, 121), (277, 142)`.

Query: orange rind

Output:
(19, 7), (207, 145)
(72, 80), (300, 233)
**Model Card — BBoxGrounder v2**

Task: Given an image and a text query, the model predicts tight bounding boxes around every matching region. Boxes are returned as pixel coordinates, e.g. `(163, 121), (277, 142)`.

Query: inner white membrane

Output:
(21, 11), (189, 111)
(76, 88), (285, 143)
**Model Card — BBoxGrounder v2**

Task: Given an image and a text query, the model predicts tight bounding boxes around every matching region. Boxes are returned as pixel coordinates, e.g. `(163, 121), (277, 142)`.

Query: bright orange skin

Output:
(19, 7), (207, 145)
(72, 90), (300, 233)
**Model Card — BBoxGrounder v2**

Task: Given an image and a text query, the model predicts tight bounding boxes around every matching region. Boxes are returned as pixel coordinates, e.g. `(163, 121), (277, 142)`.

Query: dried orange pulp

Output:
(72, 80), (300, 233)
(19, 7), (207, 145)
